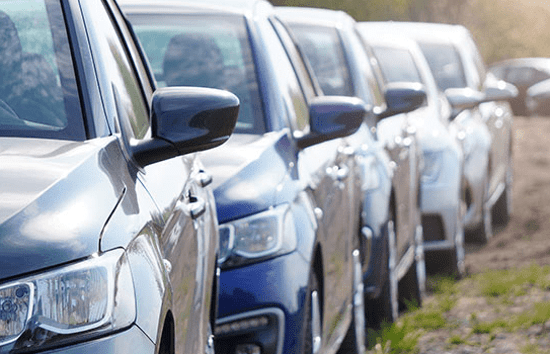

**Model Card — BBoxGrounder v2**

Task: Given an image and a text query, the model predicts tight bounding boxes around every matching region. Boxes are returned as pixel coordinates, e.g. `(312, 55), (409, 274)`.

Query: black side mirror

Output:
(296, 96), (366, 149)
(377, 82), (427, 120)
(132, 87), (239, 167)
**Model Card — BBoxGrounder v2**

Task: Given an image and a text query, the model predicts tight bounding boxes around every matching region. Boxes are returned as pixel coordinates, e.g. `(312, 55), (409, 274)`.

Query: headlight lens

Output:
(421, 151), (443, 183)
(0, 249), (135, 349)
(219, 204), (297, 268)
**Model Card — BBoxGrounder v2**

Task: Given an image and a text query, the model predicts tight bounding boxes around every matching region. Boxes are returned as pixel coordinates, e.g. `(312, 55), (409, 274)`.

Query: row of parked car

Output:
(0, 0), (516, 354)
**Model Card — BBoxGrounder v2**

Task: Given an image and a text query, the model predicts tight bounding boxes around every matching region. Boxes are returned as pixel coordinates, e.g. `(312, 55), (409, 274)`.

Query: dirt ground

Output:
(412, 115), (550, 354)
(465, 116), (550, 274)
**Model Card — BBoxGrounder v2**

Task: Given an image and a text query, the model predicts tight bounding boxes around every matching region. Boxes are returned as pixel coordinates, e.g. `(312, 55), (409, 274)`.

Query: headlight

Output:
(219, 204), (297, 268)
(421, 150), (443, 183)
(0, 249), (135, 350)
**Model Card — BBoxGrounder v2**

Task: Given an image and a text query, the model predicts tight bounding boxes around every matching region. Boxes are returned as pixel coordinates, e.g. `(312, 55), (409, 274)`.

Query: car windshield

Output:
(0, 0), (84, 140)
(417, 42), (467, 90)
(372, 46), (423, 84)
(287, 24), (354, 97)
(130, 13), (265, 134)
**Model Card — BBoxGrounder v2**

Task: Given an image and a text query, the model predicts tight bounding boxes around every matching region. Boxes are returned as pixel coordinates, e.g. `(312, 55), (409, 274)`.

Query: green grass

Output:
(473, 264), (550, 298)
(521, 343), (543, 354)
(448, 335), (467, 345)
(366, 264), (550, 353)
(511, 301), (550, 329)
(367, 319), (421, 354)
(471, 318), (507, 334)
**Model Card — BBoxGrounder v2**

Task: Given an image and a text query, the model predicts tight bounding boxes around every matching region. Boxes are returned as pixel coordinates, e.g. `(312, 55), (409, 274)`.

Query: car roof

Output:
(119, 0), (271, 17)
(358, 21), (469, 46)
(275, 6), (352, 28)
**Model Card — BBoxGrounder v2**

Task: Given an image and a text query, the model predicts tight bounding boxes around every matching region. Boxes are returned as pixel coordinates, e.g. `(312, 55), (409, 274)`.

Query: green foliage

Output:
(367, 319), (421, 354)
(271, 0), (550, 63)
(411, 310), (446, 330)
(521, 343), (543, 354)
(471, 319), (507, 334)
(474, 264), (550, 298)
(448, 335), (466, 345)
(512, 301), (550, 329)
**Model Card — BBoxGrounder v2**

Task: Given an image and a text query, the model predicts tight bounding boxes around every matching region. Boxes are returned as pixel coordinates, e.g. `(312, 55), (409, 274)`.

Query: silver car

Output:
(357, 26), (467, 276)
(360, 22), (515, 238)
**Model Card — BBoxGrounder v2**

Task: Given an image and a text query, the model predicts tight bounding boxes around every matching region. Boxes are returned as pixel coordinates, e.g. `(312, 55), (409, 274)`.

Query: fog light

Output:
(235, 343), (261, 354)
(215, 316), (269, 336)
(0, 283), (32, 344)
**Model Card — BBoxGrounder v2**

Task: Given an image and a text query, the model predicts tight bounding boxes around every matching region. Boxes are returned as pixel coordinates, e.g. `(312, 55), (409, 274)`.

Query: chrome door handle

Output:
(196, 170), (213, 187)
(336, 165), (349, 181)
(189, 196), (206, 219)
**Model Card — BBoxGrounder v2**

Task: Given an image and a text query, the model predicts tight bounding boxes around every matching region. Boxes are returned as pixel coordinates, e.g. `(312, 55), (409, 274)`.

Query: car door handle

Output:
(196, 170), (213, 187)
(189, 196), (206, 219)
(336, 165), (349, 181)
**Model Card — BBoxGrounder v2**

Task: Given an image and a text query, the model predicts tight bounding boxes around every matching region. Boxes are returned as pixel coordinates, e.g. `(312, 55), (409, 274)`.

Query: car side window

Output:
(286, 23), (354, 98)
(463, 36), (486, 90)
(0, 0), (85, 140)
(271, 18), (318, 102)
(373, 47), (423, 84)
(258, 16), (309, 133)
(86, 0), (150, 140)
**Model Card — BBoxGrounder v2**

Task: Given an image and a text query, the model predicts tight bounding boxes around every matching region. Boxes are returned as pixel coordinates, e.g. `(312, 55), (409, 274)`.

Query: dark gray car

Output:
(0, 0), (238, 353)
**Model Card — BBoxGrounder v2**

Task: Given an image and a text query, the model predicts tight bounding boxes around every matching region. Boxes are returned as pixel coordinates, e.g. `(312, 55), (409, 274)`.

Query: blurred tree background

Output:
(271, 0), (550, 64)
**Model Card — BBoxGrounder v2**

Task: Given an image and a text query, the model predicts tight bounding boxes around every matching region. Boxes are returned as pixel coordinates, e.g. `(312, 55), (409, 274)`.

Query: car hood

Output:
(0, 137), (123, 281)
(199, 131), (298, 224)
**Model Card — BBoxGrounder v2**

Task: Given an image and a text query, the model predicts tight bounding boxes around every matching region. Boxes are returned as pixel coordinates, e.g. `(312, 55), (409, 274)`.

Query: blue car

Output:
(122, 0), (370, 353)
(0, 0), (239, 353)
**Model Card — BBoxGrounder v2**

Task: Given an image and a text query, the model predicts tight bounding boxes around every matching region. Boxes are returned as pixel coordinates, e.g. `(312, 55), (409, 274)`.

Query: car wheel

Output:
(469, 176), (493, 243)
(337, 250), (366, 354)
(365, 218), (398, 328)
(205, 322), (215, 354)
(398, 224), (426, 311)
(448, 221), (466, 279)
(303, 271), (322, 354)
(493, 160), (513, 225)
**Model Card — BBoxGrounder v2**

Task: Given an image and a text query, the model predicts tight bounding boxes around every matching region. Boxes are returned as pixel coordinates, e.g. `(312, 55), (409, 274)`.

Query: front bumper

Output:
(216, 251), (310, 354)
(420, 151), (461, 251)
(32, 325), (154, 354)
(462, 164), (486, 231)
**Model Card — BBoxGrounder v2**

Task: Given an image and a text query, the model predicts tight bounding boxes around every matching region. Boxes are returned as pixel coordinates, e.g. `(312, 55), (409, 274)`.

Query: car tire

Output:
(468, 177), (493, 244)
(493, 160), (513, 226)
(448, 225), (466, 279)
(303, 270), (322, 354)
(205, 322), (215, 354)
(398, 224), (426, 311)
(365, 218), (398, 328)
(337, 250), (366, 354)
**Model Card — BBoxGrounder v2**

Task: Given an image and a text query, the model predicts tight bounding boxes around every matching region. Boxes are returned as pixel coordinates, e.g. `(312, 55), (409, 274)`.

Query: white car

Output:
(359, 22), (516, 242)
(357, 27), (467, 276)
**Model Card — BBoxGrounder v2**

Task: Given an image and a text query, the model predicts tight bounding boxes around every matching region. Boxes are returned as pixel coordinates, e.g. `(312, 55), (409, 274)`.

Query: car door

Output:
(268, 19), (356, 345)
(463, 35), (513, 198)
(81, 1), (216, 353)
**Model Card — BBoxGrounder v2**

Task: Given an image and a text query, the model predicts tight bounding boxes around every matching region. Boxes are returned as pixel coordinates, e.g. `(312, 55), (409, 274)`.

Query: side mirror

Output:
(377, 82), (427, 120)
(445, 87), (484, 115)
(296, 96), (366, 149)
(484, 80), (518, 102)
(132, 87), (239, 167)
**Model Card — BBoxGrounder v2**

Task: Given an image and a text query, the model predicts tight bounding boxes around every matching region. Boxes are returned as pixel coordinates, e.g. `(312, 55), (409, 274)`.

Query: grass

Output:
(365, 264), (550, 354)
(473, 264), (550, 298)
